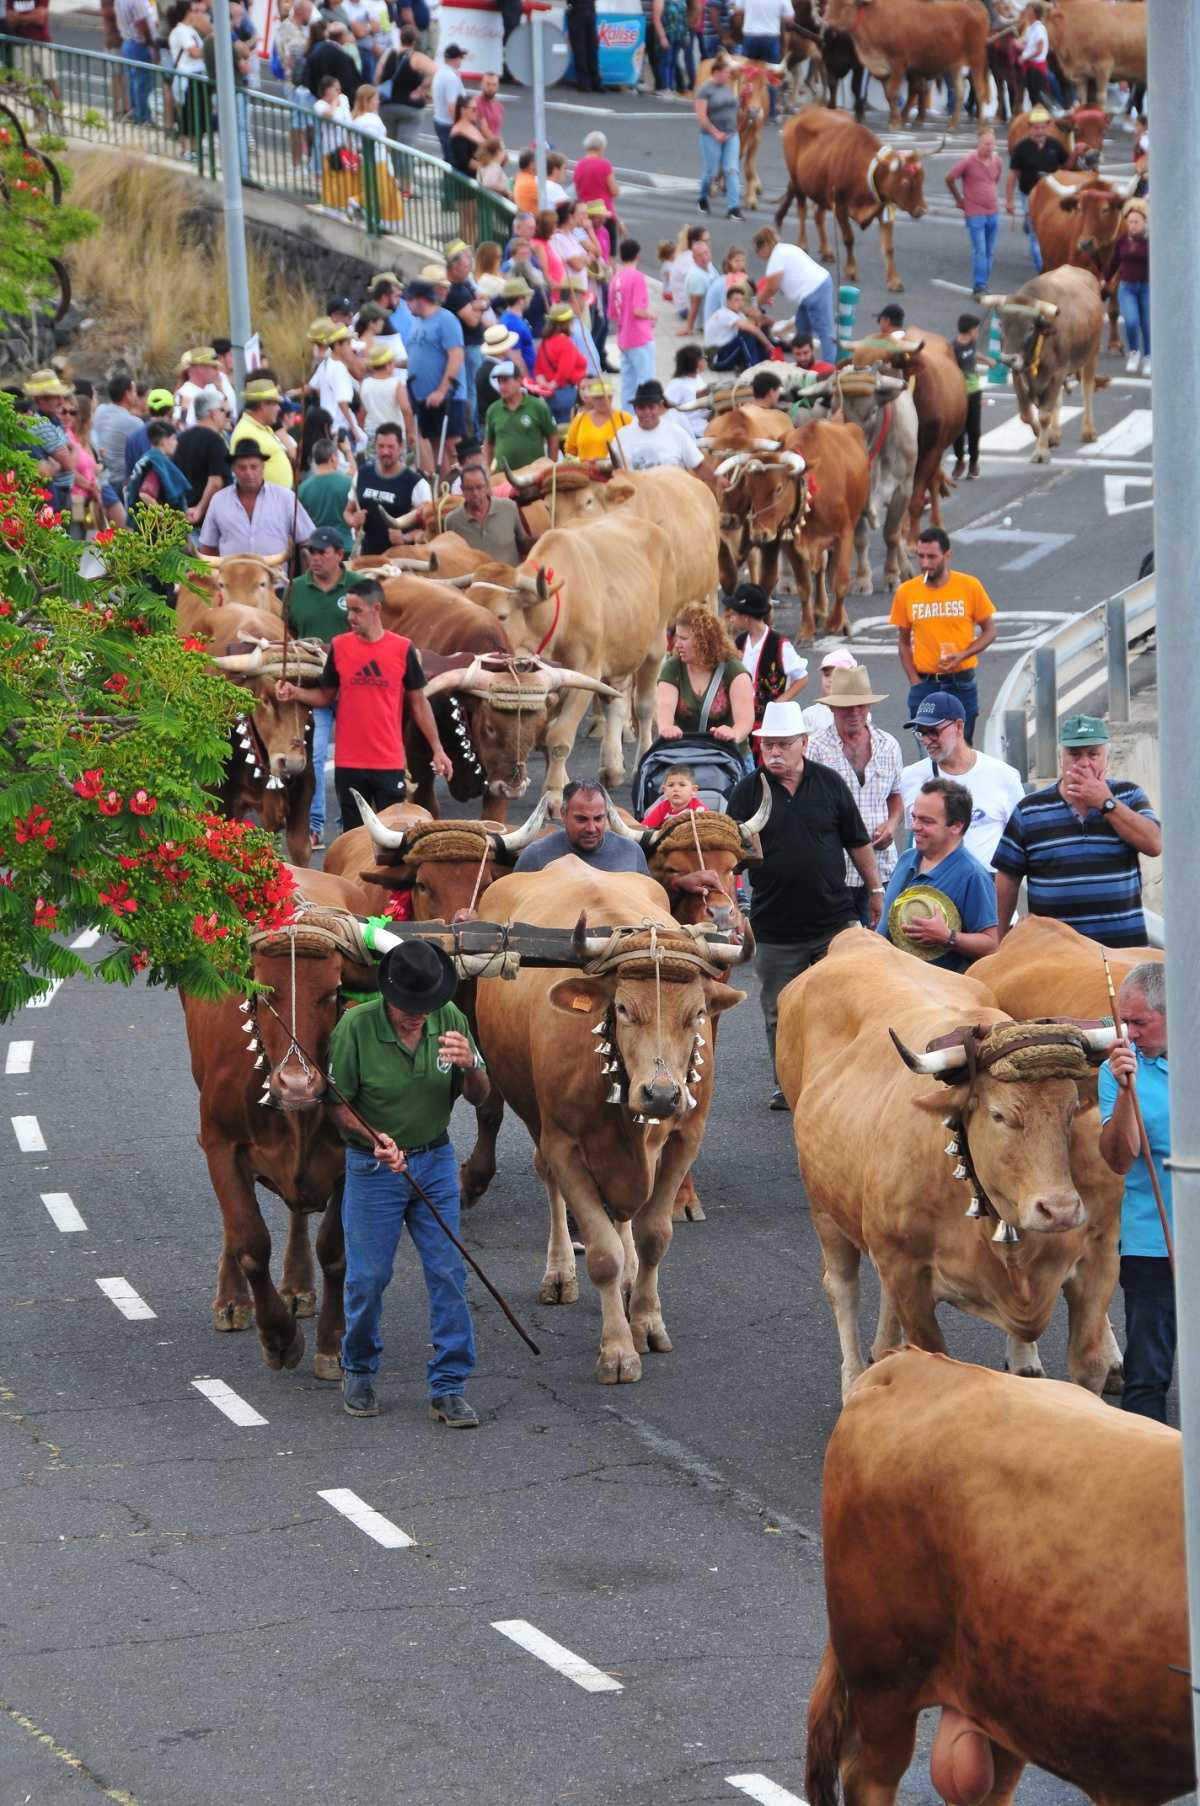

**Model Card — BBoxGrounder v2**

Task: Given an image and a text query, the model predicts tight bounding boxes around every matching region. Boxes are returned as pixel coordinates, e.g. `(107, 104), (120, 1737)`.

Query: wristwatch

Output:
(1101, 797), (1117, 815)
(947, 928), (959, 951)
(869, 886), (885, 895)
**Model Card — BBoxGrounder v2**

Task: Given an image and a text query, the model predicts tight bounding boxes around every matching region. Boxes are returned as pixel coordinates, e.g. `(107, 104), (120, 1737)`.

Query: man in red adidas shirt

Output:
(277, 577), (452, 833)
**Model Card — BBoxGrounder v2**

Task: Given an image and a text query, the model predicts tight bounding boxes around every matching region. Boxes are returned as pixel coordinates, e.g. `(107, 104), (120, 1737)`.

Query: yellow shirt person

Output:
(231, 403), (294, 490)
(564, 404), (632, 463)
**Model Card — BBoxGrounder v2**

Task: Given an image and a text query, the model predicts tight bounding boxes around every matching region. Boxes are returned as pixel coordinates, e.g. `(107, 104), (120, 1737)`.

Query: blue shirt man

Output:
(514, 784), (650, 875)
(1099, 960), (1175, 1423)
(877, 776), (999, 970)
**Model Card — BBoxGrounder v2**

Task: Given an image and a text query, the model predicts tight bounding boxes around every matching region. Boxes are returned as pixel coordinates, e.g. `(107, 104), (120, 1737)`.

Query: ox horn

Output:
(999, 302), (1042, 319)
(1041, 174), (1078, 198)
(353, 791), (410, 852)
(1076, 1024), (1118, 1058)
(515, 567), (552, 601)
(604, 792), (654, 850)
(979, 292), (1009, 309)
(492, 790), (553, 855)
(751, 437), (783, 451)
(888, 1027), (969, 1077)
(211, 645), (267, 673)
(384, 555), (435, 572)
(778, 451), (806, 475)
(389, 505), (425, 531)
(1031, 299), (1059, 321)
(538, 664), (620, 699)
(423, 656), (491, 699)
(738, 773), (772, 840)
(715, 452), (753, 478)
(258, 552), (288, 568)
(439, 572), (478, 590)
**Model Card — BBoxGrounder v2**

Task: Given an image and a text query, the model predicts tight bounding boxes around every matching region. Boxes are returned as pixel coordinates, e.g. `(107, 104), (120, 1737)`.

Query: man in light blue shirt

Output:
(404, 279), (466, 477)
(1099, 959), (1174, 1423)
(877, 777), (998, 970)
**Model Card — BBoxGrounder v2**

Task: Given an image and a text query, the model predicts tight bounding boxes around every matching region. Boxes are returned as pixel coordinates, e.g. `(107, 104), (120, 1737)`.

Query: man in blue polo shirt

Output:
(993, 714), (1162, 946)
(878, 776), (999, 970)
(1098, 960), (1174, 1422)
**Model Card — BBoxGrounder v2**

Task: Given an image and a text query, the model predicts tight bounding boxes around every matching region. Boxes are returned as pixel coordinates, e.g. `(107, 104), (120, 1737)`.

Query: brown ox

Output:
(775, 930), (1118, 1401)
(774, 108), (927, 295)
(466, 514), (677, 806)
(1028, 169), (1128, 351)
(1047, 0), (1146, 103)
(851, 328), (966, 539)
(286, 862), (376, 918)
(176, 552), (286, 635)
(804, 367), (919, 595)
(473, 862), (747, 1379)
(984, 264), (1103, 462)
(695, 406), (798, 593)
(782, 415), (870, 639)
(806, 1349), (1193, 1806)
(818, 0), (989, 130)
(349, 530), (489, 580)
(203, 617), (321, 868)
(694, 55), (777, 213)
(181, 911), (378, 1377)
(379, 491), (553, 545)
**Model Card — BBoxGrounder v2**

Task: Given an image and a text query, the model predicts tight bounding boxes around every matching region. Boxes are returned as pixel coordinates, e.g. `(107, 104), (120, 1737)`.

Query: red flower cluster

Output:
(13, 805), (56, 851)
(73, 769), (105, 800)
(34, 504), (59, 530)
(97, 790), (123, 816)
(194, 815), (296, 930)
(98, 879), (138, 917)
(129, 789), (157, 816)
(102, 672), (128, 694)
(33, 896), (57, 930)
(0, 514), (24, 547)
(384, 888), (414, 922)
(94, 528), (115, 546)
(193, 912), (229, 944)
(181, 636), (206, 652)
(0, 601), (11, 618)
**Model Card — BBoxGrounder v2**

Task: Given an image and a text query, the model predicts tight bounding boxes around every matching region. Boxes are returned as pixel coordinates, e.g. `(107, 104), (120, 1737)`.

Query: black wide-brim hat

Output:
(379, 941), (458, 1013)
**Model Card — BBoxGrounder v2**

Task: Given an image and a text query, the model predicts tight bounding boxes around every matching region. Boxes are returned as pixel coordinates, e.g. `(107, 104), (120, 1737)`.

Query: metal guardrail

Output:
(983, 575), (1157, 783)
(0, 34), (515, 258)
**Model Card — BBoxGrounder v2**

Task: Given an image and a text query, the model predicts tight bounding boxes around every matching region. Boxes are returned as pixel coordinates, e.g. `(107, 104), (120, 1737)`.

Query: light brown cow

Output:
(1047, 0), (1146, 103)
(694, 54), (777, 212)
(176, 553), (287, 635)
(807, 1349), (1193, 1806)
(774, 108), (927, 294)
(473, 861), (747, 1379)
(775, 930), (1118, 1400)
(697, 406), (802, 594)
(985, 264), (1104, 462)
(349, 530), (490, 580)
(819, 0), (989, 130)
(1028, 169), (1128, 351)
(466, 514), (677, 805)
(805, 368), (919, 595)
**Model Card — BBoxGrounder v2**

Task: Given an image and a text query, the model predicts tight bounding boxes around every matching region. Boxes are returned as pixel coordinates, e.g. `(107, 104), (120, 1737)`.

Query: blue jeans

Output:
(739, 32), (779, 115)
(122, 39), (155, 123)
(619, 339), (656, 409)
(310, 704), (335, 835)
(463, 342), (484, 430)
(699, 129), (740, 214)
(1020, 190), (1042, 272)
(795, 275), (836, 364)
(907, 670), (980, 746)
(965, 213), (998, 293)
(1118, 279), (1150, 356)
(709, 329), (763, 372)
(549, 382), (578, 424)
(656, 35), (694, 91)
(1120, 1255), (1176, 1424)
(341, 1141), (476, 1397)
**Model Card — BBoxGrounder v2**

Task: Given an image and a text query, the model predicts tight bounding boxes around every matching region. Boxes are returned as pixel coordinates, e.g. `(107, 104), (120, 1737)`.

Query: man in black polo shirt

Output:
(345, 422), (432, 557)
(728, 699), (882, 1110)
(1004, 107), (1069, 272)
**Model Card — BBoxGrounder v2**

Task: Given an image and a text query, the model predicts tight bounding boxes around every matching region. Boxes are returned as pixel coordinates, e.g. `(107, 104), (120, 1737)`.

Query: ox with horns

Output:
(801, 366), (919, 596)
(1028, 167), (1134, 353)
(207, 627), (325, 867)
(776, 930), (1119, 1402)
(176, 552), (288, 636)
(773, 107), (928, 295)
(982, 265), (1104, 464)
(849, 328), (966, 541)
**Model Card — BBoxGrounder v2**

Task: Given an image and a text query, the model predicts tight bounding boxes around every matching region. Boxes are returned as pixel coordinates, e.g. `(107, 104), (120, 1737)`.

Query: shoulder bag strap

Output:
(697, 663), (725, 734)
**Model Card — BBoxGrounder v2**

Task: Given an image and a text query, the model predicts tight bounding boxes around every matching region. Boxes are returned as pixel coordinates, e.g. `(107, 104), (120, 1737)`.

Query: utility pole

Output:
(531, 5), (549, 213)
(1148, 1), (1200, 1765)
(211, 0), (254, 396)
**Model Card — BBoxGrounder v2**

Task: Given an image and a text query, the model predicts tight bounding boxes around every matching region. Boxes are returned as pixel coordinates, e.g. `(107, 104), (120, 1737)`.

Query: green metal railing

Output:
(0, 34), (515, 256)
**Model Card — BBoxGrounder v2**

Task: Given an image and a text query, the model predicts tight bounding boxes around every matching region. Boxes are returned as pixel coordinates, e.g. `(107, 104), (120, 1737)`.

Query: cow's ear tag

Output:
(571, 994), (593, 1012)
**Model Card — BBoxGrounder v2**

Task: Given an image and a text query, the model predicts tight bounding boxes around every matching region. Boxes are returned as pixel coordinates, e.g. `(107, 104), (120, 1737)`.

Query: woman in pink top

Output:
(532, 207), (566, 301)
(608, 237), (656, 410)
(945, 127), (1003, 299)
(572, 128), (619, 229)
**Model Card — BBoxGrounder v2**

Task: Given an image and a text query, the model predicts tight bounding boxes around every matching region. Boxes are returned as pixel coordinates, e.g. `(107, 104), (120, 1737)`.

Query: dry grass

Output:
(64, 152), (323, 389)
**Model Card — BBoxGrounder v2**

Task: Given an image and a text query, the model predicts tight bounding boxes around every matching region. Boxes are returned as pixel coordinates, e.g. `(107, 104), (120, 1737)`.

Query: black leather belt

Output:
(402, 1131), (450, 1156)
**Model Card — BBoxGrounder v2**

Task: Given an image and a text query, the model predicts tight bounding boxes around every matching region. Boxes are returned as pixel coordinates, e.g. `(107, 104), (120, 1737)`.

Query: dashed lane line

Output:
(12, 1114), (46, 1152)
(24, 977), (63, 1009)
(191, 1377), (268, 1427)
(5, 1040), (33, 1075)
(727, 1776), (808, 1806)
(318, 1487), (415, 1549)
(41, 1192), (87, 1233)
(96, 1276), (156, 1320)
(491, 1619), (624, 1693)
(72, 927), (103, 950)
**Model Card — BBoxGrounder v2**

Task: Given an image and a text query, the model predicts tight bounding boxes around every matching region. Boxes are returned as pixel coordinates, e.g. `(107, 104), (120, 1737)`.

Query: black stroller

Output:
(631, 733), (749, 819)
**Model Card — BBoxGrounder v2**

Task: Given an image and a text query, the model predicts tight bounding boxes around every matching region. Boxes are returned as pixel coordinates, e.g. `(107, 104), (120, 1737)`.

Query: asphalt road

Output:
(7, 34), (1164, 1806)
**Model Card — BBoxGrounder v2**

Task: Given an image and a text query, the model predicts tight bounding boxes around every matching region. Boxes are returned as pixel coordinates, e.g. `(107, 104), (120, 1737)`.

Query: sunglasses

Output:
(915, 723), (952, 740)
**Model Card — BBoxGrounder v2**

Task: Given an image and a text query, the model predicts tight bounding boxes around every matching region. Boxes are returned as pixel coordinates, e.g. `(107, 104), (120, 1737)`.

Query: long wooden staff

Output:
(1103, 952), (1174, 1269)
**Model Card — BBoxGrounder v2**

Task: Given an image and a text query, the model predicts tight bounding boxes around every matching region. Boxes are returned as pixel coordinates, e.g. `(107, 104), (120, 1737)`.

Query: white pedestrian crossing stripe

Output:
(978, 407), (1082, 455)
(1081, 408), (1153, 460)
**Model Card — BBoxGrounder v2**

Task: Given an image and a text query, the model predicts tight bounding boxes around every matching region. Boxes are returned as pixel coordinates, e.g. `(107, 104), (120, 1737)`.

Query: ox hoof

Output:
(459, 1161), (492, 1207)
(672, 1196), (706, 1223)
(1103, 1363), (1125, 1397)
(850, 576), (872, 598)
(887, 279), (904, 294)
(1080, 428), (1098, 444)
(282, 1288), (317, 1319)
(632, 1318), (672, 1355)
(538, 1272), (579, 1306)
(595, 1346), (642, 1384)
(262, 1325), (305, 1371)
(313, 1352), (342, 1382)
(1029, 450), (1050, 465)
(1004, 1359), (1045, 1380)
(213, 1301), (254, 1333)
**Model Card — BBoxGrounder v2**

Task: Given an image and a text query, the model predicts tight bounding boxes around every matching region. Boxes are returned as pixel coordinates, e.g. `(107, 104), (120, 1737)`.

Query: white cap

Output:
(752, 699), (810, 738)
(821, 648), (859, 671)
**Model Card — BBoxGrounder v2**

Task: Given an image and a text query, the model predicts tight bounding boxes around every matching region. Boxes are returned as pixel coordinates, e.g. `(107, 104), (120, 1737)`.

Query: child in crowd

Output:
(642, 765), (706, 829)
(950, 313), (987, 482)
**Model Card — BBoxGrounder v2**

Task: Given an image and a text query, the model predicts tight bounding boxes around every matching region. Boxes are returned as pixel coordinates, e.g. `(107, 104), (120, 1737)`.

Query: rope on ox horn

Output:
(582, 919), (737, 982)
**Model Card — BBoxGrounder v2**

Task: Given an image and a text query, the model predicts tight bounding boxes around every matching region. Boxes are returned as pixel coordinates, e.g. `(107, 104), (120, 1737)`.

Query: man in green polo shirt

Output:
(286, 528), (352, 848)
(328, 941), (490, 1425)
(483, 365), (558, 474)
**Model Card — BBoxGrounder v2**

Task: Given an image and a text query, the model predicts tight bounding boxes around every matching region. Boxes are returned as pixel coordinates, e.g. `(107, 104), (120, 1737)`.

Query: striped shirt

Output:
(807, 723), (903, 887)
(992, 780), (1158, 946)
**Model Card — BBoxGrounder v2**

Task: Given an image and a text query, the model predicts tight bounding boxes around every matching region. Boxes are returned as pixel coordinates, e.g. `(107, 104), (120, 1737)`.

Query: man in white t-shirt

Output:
(739, 0), (791, 118)
(431, 44), (466, 160)
(615, 382), (720, 496)
(753, 226), (836, 364)
(315, 325), (367, 454)
(899, 692), (1025, 868)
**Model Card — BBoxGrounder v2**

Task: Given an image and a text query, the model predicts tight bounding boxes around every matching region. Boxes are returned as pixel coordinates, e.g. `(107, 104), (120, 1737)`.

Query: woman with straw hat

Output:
(562, 377), (631, 462)
(534, 304), (590, 426)
(476, 321), (523, 422)
(361, 342), (416, 447)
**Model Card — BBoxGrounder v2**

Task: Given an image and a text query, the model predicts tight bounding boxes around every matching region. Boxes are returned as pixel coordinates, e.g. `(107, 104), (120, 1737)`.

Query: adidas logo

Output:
(350, 657), (388, 686)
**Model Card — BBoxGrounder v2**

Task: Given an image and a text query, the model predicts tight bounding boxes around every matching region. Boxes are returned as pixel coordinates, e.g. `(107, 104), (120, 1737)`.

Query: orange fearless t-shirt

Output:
(889, 569), (996, 674)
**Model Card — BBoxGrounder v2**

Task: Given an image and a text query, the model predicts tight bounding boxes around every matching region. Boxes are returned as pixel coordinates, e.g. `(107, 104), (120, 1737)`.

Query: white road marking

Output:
(979, 451), (1151, 472)
(12, 1114), (46, 1152)
(491, 1619), (624, 1692)
(96, 1275), (156, 1319)
(41, 1192), (87, 1233)
(71, 927), (102, 950)
(318, 1488), (415, 1549)
(5, 1041), (33, 1075)
(726, 1775), (808, 1805)
(191, 1377), (268, 1426)
(954, 524), (1074, 571)
(1104, 474), (1154, 516)
(977, 407), (1082, 454)
(844, 609), (1073, 653)
(24, 977), (63, 1009)
(1080, 407), (1154, 459)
